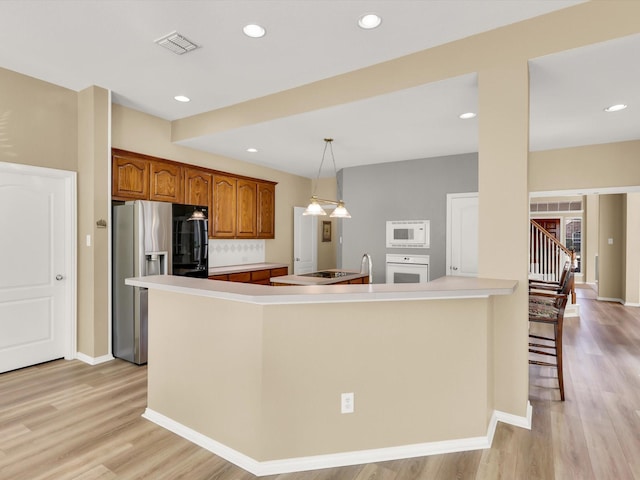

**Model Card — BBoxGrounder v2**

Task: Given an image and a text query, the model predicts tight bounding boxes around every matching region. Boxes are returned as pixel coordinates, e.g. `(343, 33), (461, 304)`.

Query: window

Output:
(565, 218), (581, 273)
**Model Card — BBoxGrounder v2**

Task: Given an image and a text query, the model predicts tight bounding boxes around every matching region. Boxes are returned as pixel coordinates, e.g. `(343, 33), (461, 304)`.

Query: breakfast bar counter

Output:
(126, 275), (518, 476)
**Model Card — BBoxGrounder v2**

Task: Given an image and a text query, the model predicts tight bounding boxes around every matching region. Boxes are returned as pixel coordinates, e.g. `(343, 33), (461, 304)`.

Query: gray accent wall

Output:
(338, 153), (478, 283)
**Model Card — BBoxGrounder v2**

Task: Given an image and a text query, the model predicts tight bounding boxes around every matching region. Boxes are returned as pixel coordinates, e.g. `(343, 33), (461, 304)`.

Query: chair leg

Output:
(555, 320), (565, 401)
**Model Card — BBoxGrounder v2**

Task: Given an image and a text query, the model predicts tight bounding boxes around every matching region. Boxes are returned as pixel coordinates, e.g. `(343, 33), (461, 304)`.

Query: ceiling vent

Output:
(155, 31), (199, 55)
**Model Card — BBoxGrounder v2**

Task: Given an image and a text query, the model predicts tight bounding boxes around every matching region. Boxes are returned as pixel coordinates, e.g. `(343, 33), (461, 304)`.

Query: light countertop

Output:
(126, 274), (518, 305)
(208, 262), (288, 276)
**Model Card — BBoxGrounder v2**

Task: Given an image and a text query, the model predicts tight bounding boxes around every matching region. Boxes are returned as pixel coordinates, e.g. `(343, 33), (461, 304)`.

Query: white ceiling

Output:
(1, 1), (637, 179)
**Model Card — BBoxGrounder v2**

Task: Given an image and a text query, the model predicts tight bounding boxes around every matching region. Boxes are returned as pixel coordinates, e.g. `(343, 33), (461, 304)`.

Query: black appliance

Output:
(172, 204), (208, 278)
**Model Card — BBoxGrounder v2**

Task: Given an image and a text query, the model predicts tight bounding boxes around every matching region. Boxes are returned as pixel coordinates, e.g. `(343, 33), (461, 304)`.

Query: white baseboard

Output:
(495, 401), (533, 430)
(623, 302), (640, 307)
(565, 303), (580, 318)
(597, 296), (624, 304)
(142, 402), (532, 476)
(76, 352), (115, 366)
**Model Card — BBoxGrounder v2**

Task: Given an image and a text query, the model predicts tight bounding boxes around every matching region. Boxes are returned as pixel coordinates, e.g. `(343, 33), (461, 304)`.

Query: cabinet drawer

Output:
(229, 271), (251, 282)
(251, 269), (271, 282)
(253, 278), (271, 285)
(208, 274), (229, 281)
(270, 267), (289, 277)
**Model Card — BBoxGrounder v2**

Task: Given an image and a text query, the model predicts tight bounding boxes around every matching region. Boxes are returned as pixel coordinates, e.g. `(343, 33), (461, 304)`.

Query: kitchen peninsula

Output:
(126, 274), (518, 476)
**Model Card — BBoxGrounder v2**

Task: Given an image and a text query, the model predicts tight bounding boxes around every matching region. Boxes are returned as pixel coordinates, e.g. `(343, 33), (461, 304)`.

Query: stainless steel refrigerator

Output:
(112, 200), (172, 364)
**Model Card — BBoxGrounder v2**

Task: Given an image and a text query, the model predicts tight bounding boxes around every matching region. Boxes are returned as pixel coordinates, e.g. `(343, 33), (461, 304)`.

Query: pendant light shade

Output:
(330, 201), (351, 218)
(304, 138), (351, 218)
(303, 196), (327, 216)
(187, 208), (206, 221)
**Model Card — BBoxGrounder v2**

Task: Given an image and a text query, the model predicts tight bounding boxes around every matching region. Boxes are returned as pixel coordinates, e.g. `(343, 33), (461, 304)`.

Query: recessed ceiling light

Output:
(243, 24), (266, 38)
(358, 13), (382, 30)
(247, 148), (258, 153)
(174, 95), (190, 103)
(604, 104), (628, 112)
(459, 112), (477, 119)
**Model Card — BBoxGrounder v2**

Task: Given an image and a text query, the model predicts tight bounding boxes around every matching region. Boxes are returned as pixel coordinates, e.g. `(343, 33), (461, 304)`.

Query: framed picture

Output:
(322, 221), (332, 242)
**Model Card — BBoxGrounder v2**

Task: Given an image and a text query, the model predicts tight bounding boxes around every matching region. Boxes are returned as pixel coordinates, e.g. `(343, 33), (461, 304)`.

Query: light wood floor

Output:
(1, 286), (639, 479)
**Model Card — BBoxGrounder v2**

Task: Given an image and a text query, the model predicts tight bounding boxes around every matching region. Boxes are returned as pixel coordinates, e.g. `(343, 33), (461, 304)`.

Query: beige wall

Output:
(529, 140), (640, 193)
(111, 104), (310, 267)
(598, 195), (625, 301)
(0, 67), (77, 170)
(148, 290), (491, 461)
(315, 177), (338, 270)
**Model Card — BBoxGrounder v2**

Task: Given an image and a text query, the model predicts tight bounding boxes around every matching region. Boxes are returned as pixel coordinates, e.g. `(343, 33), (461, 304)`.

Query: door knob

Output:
(452, 267), (458, 271)
(56, 274), (64, 280)
(295, 257), (300, 261)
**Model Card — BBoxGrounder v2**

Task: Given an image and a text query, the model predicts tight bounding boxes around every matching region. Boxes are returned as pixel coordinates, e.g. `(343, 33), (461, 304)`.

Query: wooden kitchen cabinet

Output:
(236, 179), (257, 238)
(111, 149), (276, 239)
(112, 154), (149, 200)
(228, 271), (251, 282)
(270, 267), (289, 278)
(149, 160), (183, 203)
(208, 266), (288, 285)
(212, 175), (237, 238)
(257, 182), (275, 238)
(184, 167), (212, 214)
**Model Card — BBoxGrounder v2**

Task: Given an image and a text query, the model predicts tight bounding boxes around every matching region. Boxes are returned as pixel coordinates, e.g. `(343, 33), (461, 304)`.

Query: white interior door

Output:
(0, 163), (76, 373)
(447, 193), (479, 277)
(293, 206), (317, 274)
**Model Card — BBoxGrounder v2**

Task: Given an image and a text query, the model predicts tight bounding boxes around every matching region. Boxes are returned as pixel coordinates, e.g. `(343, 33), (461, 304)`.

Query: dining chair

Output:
(529, 292), (568, 401)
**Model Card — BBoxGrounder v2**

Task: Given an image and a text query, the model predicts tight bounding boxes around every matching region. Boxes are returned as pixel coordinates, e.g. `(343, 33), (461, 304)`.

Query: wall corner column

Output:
(77, 86), (111, 358)
(478, 59), (530, 417)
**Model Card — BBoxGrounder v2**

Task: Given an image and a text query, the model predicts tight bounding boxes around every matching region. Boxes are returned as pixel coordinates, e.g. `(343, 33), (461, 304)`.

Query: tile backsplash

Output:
(208, 239), (266, 267)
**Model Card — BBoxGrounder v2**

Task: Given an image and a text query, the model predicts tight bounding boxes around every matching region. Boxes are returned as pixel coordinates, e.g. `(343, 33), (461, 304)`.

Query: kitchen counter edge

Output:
(126, 275), (518, 305)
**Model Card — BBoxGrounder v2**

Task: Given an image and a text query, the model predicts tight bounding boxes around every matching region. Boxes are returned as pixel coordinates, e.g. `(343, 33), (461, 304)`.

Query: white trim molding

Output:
(76, 352), (115, 366)
(597, 296), (624, 304)
(623, 302), (640, 307)
(142, 402), (532, 476)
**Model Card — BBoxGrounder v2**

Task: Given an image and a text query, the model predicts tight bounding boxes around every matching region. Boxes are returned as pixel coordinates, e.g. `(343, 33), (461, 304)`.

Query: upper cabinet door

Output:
(149, 160), (184, 203)
(184, 167), (212, 211)
(112, 155), (149, 200)
(236, 179), (257, 238)
(257, 182), (275, 239)
(212, 175), (237, 238)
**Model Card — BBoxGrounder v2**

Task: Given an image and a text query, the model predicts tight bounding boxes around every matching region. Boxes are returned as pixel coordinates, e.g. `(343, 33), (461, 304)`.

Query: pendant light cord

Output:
(311, 138), (333, 197)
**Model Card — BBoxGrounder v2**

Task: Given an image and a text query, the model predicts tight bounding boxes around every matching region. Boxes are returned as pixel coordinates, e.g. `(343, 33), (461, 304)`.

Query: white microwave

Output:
(386, 220), (430, 248)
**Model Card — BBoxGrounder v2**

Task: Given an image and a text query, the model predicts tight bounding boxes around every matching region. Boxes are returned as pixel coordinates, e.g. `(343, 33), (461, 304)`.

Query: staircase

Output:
(530, 219), (578, 314)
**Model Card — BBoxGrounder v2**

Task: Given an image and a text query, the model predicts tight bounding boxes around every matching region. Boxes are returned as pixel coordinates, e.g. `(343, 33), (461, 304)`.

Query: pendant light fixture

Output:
(187, 208), (206, 221)
(303, 138), (351, 218)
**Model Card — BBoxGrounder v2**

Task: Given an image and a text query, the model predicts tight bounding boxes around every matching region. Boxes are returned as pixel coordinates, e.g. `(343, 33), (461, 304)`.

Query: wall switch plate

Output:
(608, 238), (614, 245)
(341, 392), (354, 414)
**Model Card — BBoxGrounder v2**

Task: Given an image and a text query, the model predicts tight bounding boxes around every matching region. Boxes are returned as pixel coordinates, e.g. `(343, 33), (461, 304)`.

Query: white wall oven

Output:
(386, 254), (430, 284)
(386, 220), (430, 248)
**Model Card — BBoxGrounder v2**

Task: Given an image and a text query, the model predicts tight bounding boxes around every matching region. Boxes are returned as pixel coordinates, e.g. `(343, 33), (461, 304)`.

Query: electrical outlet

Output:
(341, 392), (354, 414)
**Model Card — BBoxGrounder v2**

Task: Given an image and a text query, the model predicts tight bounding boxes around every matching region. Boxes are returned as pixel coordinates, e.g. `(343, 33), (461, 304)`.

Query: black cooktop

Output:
(300, 270), (351, 278)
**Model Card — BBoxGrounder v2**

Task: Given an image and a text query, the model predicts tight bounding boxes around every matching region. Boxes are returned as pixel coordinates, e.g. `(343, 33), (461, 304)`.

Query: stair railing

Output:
(530, 219), (576, 302)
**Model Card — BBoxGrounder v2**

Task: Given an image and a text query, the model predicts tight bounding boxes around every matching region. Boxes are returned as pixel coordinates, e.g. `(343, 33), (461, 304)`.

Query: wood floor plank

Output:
(71, 465), (117, 480)
(1, 286), (639, 479)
